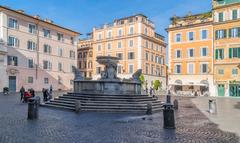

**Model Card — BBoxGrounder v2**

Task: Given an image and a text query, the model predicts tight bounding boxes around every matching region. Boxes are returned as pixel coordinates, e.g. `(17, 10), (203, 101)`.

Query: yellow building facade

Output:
(167, 12), (215, 96)
(213, 0), (240, 97)
(79, 14), (167, 89)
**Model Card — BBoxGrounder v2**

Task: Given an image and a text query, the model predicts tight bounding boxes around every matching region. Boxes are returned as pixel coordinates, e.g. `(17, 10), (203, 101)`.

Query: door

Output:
(229, 84), (237, 97)
(9, 76), (16, 92)
(218, 84), (225, 97)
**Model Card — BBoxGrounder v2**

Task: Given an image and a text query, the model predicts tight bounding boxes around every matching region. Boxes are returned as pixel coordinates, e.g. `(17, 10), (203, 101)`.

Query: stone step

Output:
(67, 92), (148, 97)
(53, 98), (161, 105)
(45, 102), (75, 107)
(63, 94), (153, 99)
(59, 96), (156, 102)
(40, 103), (75, 111)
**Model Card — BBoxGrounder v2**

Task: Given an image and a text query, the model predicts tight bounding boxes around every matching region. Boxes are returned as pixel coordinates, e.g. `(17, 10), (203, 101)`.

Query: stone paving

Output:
(0, 93), (239, 143)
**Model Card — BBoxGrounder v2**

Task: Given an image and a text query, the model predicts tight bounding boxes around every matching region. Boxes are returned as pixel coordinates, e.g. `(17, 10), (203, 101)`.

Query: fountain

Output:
(74, 56), (142, 95)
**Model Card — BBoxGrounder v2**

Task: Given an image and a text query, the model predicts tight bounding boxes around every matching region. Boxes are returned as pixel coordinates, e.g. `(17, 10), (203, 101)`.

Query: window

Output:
(188, 32), (195, 41)
(232, 10), (238, 20)
(27, 40), (36, 50)
(8, 36), (19, 47)
(98, 44), (102, 51)
(7, 56), (18, 66)
(175, 33), (182, 42)
(107, 43), (111, 49)
(129, 40), (134, 47)
(43, 28), (51, 38)
(229, 27), (240, 38)
(117, 65), (122, 74)
(200, 63), (208, 74)
(69, 50), (75, 59)
(43, 61), (52, 70)
(28, 59), (34, 68)
(151, 54), (154, 62)
(175, 50), (181, 59)
(58, 62), (63, 71)
(8, 18), (18, 29)
(232, 69), (238, 76)
(96, 67), (101, 74)
(215, 29), (227, 39)
(29, 24), (37, 34)
(129, 26), (134, 35)
(144, 27), (148, 35)
(44, 78), (49, 84)
(71, 37), (74, 45)
(145, 41), (148, 48)
(174, 64), (181, 74)
(218, 69), (224, 75)
(70, 65), (75, 73)
(116, 53), (123, 60)
(188, 49), (194, 58)
(118, 29), (123, 37)
(128, 52), (134, 59)
(43, 44), (51, 54)
(215, 49), (224, 59)
(57, 33), (64, 41)
(187, 63), (194, 74)
(28, 77), (34, 84)
(201, 30), (208, 40)
(218, 12), (224, 22)
(145, 64), (149, 74)
(151, 65), (154, 75)
(201, 47), (208, 57)
(118, 41), (122, 48)
(145, 52), (149, 61)
(58, 48), (63, 57)
(129, 64), (134, 74)
(97, 33), (102, 40)
(107, 31), (112, 38)
(151, 43), (154, 50)
(229, 48), (240, 58)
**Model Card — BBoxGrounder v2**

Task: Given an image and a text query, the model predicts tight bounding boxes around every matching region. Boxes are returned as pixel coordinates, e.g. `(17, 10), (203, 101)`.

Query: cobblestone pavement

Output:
(0, 93), (239, 143)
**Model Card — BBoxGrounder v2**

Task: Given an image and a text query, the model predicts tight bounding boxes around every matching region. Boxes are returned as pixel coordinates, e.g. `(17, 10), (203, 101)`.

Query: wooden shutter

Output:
(238, 48), (240, 58)
(229, 29), (232, 38)
(229, 48), (233, 59)
(215, 49), (218, 59)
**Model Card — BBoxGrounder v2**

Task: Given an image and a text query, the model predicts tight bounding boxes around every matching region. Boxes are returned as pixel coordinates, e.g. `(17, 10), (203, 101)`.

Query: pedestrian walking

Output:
(20, 86), (25, 102)
(49, 85), (53, 95)
(42, 88), (47, 102)
(30, 88), (35, 97)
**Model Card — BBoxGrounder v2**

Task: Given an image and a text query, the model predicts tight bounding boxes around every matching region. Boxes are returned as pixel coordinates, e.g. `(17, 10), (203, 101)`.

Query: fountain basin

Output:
(74, 80), (141, 95)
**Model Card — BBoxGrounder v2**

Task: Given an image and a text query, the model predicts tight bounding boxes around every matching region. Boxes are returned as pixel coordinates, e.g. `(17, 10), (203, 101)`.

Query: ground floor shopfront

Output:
(216, 81), (240, 97)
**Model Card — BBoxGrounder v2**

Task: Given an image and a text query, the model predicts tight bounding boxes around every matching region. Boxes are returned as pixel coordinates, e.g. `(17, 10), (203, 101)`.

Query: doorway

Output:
(9, 76), (16, 92)
(218, 84), (225, 97)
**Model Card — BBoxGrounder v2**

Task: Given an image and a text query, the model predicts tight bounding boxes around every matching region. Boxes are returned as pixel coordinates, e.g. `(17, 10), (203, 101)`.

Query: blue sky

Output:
(0, 0), (212, 38)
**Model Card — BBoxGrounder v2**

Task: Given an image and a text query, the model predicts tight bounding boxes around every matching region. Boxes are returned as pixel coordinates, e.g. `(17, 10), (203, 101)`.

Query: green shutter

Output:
(238, 48), (240, 58)
(238, 28), (240, 37)
(229, 48), (233, 59)
(224, 30), (227, 38)
(215, 30), (218, 39)
(215, 49), (218, 59)
(229, 29), (232, 38)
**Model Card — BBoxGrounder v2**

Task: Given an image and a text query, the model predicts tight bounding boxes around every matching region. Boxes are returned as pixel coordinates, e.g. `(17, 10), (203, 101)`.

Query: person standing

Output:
(19, 86), (25, 102)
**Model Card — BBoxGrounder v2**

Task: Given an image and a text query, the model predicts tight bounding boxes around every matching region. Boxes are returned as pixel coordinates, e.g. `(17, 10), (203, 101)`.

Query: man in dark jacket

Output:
(20, 86), (25, 102)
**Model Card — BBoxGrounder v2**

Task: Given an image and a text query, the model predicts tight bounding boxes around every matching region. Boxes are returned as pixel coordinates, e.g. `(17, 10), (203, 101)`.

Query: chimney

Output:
(17, 9), (25, 13)
(34, 15), (40, 19)
(45, 18), (53, 23)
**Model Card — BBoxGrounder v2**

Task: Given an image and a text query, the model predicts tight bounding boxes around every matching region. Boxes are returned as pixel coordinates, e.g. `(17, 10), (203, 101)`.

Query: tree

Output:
(139, 74), (145, 87)
(153, 80), (162, 91)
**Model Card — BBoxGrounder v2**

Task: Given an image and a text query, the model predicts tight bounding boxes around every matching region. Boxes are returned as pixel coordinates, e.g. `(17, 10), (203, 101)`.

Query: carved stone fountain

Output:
(74, 56), (142, 95)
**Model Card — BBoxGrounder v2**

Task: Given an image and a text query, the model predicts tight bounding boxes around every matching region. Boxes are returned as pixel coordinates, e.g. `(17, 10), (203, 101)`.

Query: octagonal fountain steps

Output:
(41, 93), (164, 113)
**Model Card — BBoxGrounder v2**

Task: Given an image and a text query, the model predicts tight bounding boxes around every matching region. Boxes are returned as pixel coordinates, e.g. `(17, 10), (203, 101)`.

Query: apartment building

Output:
(167, 12), (215, 96)
(79, 14), (167, 89)
(0, 6), (79, 92)
(77, 37), (93, 78)
(213, 0), (240, 97)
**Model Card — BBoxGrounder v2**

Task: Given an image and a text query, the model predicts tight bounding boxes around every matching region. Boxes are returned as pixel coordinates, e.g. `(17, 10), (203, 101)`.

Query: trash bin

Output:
(163, 103), (175, 129)
(209, 99), (217, 114)
(28, 96), (40, 120)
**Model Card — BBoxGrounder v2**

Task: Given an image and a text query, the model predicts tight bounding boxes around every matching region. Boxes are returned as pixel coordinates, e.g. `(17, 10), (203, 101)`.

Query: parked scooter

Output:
(3, 87), (9, 95)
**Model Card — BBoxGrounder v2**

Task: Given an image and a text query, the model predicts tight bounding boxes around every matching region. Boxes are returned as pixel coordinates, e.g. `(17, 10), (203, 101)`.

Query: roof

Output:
(170, 11), (212, 22)
(114, 14), (148, 22)
(0, 5), (80, 35)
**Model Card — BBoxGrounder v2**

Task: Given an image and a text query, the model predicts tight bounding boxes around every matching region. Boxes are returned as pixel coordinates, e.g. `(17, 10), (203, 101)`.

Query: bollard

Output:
(34, 96), (40, 119)
(146, 103), (152, 115)
(75, 100), (81, 113)
(173, 99), (178, 110)
(28, 98), (36, 120)
(163, 103), (175, 129)
(209, 99), (217, 114)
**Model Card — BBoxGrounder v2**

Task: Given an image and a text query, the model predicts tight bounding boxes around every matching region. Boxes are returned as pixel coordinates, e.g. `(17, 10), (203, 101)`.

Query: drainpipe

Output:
(36, 20), (40, 79)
